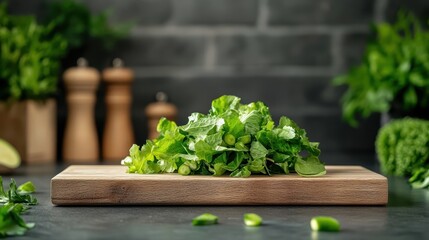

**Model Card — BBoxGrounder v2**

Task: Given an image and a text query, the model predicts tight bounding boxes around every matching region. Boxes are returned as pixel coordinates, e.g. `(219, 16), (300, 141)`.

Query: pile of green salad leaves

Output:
(122, 95), (326, 177)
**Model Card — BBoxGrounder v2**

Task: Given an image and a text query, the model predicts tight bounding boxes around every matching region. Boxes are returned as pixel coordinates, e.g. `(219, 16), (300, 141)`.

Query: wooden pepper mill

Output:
(102, 58), (134, 163)
(63, 58), (100, 163)
(145, 92), (178, 139)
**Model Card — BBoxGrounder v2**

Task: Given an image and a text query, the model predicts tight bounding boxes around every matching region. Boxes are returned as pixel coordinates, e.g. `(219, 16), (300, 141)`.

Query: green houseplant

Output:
(334, 12), (429, 127)
(0, 3), (67, 101)
(43, 0), (130, 68)
(0, 3), (67, 164)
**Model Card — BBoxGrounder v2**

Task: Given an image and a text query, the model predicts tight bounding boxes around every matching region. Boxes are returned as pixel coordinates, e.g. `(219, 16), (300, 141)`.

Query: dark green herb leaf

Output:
(294, 157), (326, 177)
(0, 204), (35, 237)
(17, 181), (35, 194)
(0, 177), (37, 205)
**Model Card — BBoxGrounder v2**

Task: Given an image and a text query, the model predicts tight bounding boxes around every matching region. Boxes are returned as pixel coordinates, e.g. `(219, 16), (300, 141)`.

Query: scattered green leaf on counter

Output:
(17, 181), (36, 194)
(0, 203), (35, 237)
(333, 12), (429, 127)
(123, 95), (325, 177)
(243, 213), (263, 227)
(192, 213), (218, 226)
(0, 177), (37, 205)
(310, 216), (340, 232)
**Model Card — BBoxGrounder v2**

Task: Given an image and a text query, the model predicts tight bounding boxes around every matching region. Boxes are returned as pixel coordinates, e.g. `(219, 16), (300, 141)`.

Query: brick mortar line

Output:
(131, 66), (335, 78)
(374, 0), (389, 23)
(131, 25), (370, 37)
(203, 36), (217, 70)
(257, 0), (269, 30)
(330, 30), (344, 75)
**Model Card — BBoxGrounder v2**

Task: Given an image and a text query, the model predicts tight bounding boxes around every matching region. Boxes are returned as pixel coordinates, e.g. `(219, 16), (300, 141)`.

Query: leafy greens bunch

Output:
(122, 95), (325, 177)
(376, 118), (429, 189)
(334, 12), (429, 126)
(0, 3), (67, 101)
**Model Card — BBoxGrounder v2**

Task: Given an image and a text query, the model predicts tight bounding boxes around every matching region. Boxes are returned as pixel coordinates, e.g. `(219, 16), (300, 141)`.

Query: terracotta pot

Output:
(0, 99), (57, 164)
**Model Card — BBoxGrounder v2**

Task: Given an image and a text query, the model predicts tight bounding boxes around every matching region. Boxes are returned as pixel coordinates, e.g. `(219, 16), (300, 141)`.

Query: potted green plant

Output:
(43, 0), (130, 69)
(0, 3), (67, 164)
(334, 12), (429, 127)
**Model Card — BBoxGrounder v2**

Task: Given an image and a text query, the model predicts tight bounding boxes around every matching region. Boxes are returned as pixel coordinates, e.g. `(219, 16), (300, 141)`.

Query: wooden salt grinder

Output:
(145, 92), (178, 139)
(63, 58), (100, 163)
(102, 58), (134, 163)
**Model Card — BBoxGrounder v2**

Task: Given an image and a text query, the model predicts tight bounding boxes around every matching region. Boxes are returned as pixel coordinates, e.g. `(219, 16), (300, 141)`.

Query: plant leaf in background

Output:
(122, 95), (325, 177)
(334, 12), (429, 126)
(0, 3), (67, 101)
(45, 0), (131, 51)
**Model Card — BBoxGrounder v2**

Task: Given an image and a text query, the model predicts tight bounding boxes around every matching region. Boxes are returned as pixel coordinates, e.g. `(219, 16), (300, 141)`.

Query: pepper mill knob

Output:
(145, 92), (178, 139)
(63, 58), (100, 163)
(102, 58), (135, 163)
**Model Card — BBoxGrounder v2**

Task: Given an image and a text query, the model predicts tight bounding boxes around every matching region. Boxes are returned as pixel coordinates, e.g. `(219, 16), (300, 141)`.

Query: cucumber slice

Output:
(310, 216), (340, 232)
(0, 139), (21, 169)
(192, 213), (218, 226)
(244, 213), (262, 226)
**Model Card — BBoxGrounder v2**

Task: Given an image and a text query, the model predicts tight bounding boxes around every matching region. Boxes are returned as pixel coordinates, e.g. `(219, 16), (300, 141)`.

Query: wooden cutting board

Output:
(51, 165), (388, 206)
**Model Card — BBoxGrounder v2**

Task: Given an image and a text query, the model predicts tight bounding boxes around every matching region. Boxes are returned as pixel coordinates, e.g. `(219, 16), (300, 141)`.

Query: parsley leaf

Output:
(0, 177), (38, 205)
(0, 203), (35, 237)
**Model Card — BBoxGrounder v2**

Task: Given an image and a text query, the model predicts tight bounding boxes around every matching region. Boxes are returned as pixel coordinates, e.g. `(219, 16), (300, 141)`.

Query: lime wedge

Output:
(0, 138), (21, 169)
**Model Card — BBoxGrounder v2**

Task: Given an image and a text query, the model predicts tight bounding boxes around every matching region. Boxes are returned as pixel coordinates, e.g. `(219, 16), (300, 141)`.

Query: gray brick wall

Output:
(7, 0), (429, 162)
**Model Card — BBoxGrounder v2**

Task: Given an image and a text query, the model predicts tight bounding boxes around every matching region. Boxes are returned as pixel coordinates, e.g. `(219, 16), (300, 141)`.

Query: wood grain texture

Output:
(0, 100), (56, 164)
(51, 165), (388, 206)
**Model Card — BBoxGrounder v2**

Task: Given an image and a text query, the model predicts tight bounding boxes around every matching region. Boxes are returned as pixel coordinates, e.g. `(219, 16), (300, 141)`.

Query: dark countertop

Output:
(3, 159), (429, 240)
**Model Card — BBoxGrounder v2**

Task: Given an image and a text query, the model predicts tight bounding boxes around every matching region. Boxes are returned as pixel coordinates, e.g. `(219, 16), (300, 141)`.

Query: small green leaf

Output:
(230, 166), (251, 177)
(250, 141), (268, 160)
(294, 157), (326, 177)
(210, 95), (241, 115)
(17, 181), (35, 194)
(0, 204), (35, 237)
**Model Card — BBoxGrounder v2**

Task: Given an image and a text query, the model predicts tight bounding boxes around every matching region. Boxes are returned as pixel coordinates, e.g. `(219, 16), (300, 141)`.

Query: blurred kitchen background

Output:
(4, 0), (429, 165)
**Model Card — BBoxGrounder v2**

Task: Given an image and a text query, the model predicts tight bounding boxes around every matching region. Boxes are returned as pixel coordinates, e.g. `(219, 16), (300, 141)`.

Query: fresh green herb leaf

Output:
(230, 166), (251, 177)
(17, 181), (35, 194)
(0, 177), (37, 205)
(123, 95), (324, 177)
(0, 204), (35, 237)
(250, 141), (268, 160)
(192, 213), (218, 226)
(294, 157), (326, 177)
